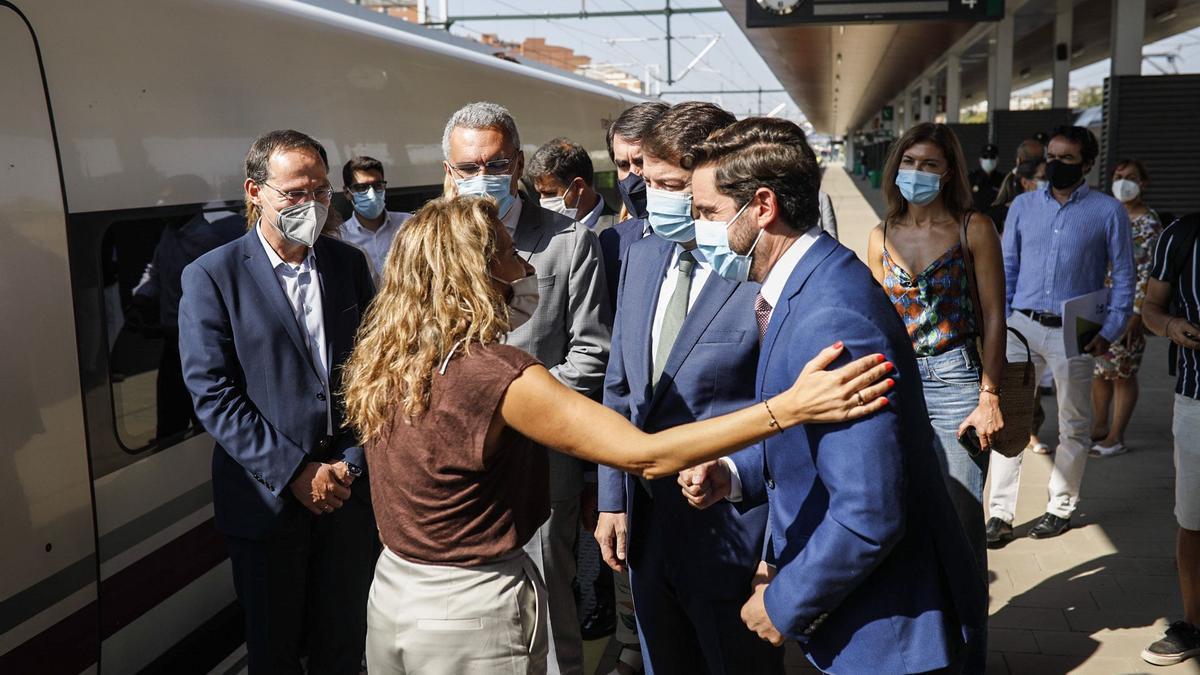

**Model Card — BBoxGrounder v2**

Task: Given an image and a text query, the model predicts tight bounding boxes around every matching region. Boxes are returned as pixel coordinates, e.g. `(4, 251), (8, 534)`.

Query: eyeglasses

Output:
(347, 181), (388, 194)
(448, 156), (515, 178)
(261, 182), (335, 203)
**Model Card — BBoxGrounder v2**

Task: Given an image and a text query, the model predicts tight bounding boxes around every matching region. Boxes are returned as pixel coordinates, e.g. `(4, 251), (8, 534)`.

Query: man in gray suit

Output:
(443, 102), (612, 675)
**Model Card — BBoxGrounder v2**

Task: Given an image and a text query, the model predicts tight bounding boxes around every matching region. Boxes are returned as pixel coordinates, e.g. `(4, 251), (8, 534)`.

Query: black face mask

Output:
(618, 172), (648, 220)
(1045, 160), (1084, 190)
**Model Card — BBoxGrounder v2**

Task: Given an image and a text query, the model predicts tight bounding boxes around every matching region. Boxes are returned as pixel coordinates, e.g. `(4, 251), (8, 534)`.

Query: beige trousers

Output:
(365, 547), (548, 674)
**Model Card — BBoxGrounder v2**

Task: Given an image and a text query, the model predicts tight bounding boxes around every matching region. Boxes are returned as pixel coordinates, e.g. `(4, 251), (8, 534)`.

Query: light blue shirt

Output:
(1002, 182), (1136, 342)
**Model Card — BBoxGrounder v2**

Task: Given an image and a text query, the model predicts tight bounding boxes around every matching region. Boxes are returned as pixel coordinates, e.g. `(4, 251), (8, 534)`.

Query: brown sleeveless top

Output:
(367, 343), (548, 566)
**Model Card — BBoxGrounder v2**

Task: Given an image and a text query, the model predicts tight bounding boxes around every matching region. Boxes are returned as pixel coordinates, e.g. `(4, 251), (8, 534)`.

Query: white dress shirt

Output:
(341, 210), (411, 283)
(650, 245), (713, 372)
(257, 225), (332, 433)
(721, 227), (822, 501)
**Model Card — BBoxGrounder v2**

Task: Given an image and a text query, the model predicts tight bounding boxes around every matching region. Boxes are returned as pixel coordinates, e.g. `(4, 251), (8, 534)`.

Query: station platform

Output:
(589, 166), (1200, 675)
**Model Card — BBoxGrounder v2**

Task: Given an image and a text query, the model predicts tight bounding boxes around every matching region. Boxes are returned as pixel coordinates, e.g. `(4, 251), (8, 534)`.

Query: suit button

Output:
(316, 392), (326, 401)
(766, 478), (776, 490)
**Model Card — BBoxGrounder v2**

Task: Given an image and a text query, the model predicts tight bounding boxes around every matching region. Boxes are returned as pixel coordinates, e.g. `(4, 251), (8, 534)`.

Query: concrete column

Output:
(946, 53), (962, 123)
(1052, 0), (1072, 108)
(892, 97), (902, 135)
(990, 16), (1014, 114)
(1110, 0), (1145, 77)
(921, 78), (935, 123)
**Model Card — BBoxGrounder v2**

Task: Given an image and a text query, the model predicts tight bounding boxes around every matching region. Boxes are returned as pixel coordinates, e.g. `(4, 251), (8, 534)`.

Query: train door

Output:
(0, 3), (101, 673)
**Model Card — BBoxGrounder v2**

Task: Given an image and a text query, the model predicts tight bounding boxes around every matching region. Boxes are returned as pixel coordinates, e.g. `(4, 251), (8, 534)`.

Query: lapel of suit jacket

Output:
(241, 229), (322, 383)
(756, 234), (840, 394)
(512, 196), (552, 261)
(647, 264), (740, 415)
(314, 236), (343, 379)
(634, 237), (675, 391)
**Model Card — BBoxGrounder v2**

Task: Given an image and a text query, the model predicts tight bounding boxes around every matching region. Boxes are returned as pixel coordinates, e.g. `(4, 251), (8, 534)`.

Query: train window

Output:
(102, 210), (244, 455)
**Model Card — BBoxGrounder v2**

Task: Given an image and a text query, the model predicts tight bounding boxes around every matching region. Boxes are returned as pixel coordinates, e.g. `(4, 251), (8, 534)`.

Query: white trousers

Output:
(1175, 394), (1200, 531)
(988, 311), (1096, 522)
(365, 547), (548, 675)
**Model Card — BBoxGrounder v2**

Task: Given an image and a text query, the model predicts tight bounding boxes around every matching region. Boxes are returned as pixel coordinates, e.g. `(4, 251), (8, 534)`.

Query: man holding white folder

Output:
(986, 126), (1136, 544)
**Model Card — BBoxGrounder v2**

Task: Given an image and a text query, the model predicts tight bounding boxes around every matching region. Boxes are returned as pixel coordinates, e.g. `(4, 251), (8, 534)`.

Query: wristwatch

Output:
(344, 461), (363, 478)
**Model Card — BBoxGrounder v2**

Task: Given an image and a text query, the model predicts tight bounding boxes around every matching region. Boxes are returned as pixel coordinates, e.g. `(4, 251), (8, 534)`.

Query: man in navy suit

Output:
(179, 130), (378, 674)
(599, 101), (668, 309)
(596, 102), (783, 675)
(684, 118), (985, 673)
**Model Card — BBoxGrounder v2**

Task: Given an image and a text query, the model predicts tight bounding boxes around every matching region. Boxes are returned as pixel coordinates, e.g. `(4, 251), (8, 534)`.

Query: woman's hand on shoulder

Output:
(775, 342), (894, 427)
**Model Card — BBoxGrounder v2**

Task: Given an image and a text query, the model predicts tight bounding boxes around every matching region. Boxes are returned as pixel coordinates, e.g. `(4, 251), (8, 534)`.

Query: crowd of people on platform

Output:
(167, 98), (1200, 674)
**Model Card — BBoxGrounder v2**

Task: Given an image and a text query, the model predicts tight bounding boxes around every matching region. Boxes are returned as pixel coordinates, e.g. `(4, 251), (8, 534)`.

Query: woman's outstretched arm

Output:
(500, 343), (894, 479)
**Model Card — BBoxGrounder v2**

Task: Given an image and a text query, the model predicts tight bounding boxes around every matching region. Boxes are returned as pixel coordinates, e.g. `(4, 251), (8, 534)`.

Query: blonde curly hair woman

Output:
(343, 195), (893, 674)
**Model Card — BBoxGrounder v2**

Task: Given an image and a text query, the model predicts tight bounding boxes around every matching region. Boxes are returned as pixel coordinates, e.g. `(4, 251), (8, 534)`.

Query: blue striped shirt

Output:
(1002, 183), (1136, 342)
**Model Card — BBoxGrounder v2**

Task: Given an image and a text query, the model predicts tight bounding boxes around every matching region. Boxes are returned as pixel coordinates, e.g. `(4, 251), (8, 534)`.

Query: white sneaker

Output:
(1089, 442), (1128, 458)
(1029, 442), (1051, 455)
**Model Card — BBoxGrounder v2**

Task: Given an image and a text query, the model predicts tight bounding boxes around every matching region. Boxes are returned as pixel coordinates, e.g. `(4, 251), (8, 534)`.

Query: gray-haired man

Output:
(443, 101), (612, 675)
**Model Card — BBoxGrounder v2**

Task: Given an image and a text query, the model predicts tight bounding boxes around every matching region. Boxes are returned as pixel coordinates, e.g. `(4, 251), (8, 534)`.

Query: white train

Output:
(0, 0), (642, 671)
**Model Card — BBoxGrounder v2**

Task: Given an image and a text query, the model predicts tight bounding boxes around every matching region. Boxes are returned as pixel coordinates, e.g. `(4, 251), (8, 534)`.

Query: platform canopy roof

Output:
(722, 0), (1200, 135)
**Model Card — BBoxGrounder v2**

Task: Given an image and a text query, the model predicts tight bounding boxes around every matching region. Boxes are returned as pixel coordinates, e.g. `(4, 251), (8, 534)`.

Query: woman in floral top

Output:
(1091, 159), (1163, 457)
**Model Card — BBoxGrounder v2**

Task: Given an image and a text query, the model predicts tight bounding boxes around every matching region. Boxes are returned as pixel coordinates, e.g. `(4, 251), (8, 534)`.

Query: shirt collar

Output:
(256, 221), (315, 271)
(670, 243), (711, 272)
(345, 211), (399, 235)
(1043, 180), (1091, 204)
(759, 228), (822, 309)
(502, 196), (524, 235)
(582, 199), (606, 229)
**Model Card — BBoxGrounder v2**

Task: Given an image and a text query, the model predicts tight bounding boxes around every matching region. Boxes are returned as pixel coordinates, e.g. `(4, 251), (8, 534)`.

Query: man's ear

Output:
(756, 187), (778, 231)
(244, 179), (260, 207)
(510, 151), (525, 196)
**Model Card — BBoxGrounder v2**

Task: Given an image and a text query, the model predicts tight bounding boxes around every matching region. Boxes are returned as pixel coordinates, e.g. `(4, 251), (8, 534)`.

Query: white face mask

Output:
(1111, 178), (1141, 203)
(539, 195), (578, 220)
(493, 273), (540, 331)
(264, 198), (327, 248)
(981, 158), (998, 173)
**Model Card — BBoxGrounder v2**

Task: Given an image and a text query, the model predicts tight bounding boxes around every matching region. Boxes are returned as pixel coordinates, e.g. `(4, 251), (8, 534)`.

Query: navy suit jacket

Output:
(179, 229), (376, 540)
(598, 217), (646, 312)
(733, 234), (985, 673)
(599, 234), (767, 596)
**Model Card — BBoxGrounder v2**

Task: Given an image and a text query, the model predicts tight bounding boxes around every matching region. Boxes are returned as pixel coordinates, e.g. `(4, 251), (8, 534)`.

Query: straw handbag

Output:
(960, 212), (1037, 458)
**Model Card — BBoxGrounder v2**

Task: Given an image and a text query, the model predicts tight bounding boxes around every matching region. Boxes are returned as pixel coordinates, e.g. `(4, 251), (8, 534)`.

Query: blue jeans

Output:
(916, 345), (989, 673)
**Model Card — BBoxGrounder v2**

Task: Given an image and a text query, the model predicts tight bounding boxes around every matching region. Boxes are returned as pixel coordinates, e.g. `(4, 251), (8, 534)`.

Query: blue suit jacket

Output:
(598, 217), (646, 313)
(599, 234), (767, 596)
(179, 229), (376, 540)
(733, 234), (985, 673)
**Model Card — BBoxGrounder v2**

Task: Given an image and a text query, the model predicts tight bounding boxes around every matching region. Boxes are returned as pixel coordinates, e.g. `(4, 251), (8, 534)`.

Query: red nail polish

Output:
(887, 378), (895, 387)
(884, 362), (894, 372)
(876, 354), (886, 363)
(833, 341), (844, 349)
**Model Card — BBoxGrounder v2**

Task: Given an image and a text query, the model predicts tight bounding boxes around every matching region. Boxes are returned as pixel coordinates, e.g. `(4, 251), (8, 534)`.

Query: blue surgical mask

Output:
(351, 187), (386, 220)
(694, 201), (759, 283)
(895, 169), (943, 206)
(617, 172), (648, 219)
(455, 174), (516, 219)
(645, 187), (695, 242)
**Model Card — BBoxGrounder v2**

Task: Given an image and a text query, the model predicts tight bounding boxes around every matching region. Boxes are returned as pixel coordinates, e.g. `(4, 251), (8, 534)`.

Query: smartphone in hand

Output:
(958, 427), (983, 455)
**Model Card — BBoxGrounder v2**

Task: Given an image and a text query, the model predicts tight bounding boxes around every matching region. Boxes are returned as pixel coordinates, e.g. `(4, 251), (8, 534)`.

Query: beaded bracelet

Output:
(763, 399), (783, 433)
